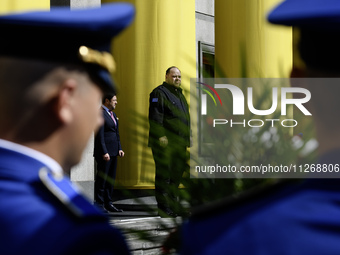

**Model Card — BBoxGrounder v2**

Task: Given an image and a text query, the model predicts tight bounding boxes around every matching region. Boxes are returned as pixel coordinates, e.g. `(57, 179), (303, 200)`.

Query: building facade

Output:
(0, 0), (292, 201)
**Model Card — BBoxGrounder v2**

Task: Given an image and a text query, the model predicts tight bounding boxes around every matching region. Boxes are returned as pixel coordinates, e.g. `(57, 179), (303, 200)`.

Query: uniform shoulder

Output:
(150, 83), (166, 94)
(39, 167), (102, 218)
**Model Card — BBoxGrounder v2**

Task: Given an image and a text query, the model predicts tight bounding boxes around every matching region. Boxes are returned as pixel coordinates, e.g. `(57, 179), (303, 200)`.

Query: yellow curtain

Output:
(104, 0), (196, 188)
(0, 0), (49, 14)
(215, 0), (292, 78)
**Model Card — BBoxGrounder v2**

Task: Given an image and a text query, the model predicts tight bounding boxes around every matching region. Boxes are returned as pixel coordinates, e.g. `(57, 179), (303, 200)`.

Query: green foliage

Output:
(182, 77), (317, 210)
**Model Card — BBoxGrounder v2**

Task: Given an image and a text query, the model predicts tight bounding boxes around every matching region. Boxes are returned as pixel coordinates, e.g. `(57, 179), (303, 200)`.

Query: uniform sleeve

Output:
(148, 89), (166, 140)
(115, 113), (123, 151)
(97, 123), (108, 155)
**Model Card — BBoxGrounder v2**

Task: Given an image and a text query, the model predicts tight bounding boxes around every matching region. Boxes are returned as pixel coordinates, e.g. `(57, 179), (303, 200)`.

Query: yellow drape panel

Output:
(215, 0), (292, 78)
(104, 0), (196, 188)
(0, 0), (49, 14)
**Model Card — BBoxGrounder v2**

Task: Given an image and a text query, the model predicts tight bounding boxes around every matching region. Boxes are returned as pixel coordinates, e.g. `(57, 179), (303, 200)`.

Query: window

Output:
(198, 42), (215, 156)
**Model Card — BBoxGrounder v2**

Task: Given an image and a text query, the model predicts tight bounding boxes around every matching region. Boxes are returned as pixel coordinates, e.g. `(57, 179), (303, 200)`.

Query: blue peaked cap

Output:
(268, 0), (340, 72)
(268, 0), (340, 30)
(0, 3), (135, 93)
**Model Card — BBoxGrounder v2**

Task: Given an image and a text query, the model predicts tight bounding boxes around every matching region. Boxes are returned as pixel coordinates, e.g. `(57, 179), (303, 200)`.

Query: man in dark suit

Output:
(94, 94), (125, 213)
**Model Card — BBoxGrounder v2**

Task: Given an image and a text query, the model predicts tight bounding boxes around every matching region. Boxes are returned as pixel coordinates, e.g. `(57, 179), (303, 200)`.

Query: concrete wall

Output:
(70, 134), (96, 201)
(71, 0), (100, 9)
(196, 0), (214, 44)
(195, 0), (215, 78)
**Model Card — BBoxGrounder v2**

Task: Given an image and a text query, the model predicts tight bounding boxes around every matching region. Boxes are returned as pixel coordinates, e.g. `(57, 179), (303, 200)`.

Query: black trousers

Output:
(151, 143), (187, 213)
(94, 155), (118, 205)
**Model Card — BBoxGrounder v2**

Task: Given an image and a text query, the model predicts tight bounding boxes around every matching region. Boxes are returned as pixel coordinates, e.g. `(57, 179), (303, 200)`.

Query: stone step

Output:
(111, 217), (181, 255)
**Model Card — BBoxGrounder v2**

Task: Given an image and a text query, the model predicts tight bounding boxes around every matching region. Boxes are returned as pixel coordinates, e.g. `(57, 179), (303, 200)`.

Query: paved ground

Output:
(99, 193), (184, 254)
(108, 211), (182, 255)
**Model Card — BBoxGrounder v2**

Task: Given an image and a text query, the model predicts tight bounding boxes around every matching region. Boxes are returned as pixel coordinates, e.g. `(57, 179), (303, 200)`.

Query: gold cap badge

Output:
(78, 46), (116, 73)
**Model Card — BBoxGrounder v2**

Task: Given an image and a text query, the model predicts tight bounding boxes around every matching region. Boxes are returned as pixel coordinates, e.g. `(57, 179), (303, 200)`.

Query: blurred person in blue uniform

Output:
(94, 94), (125, 213)
(148, 66), (191, 218)
(179, 0), (340, 254)
(0, 3), (134, 255)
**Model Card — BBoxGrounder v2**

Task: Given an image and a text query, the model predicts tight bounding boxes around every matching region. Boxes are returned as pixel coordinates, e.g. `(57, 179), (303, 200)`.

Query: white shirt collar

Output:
(0, 139), (63, 175)
(102, 105), (110, 114)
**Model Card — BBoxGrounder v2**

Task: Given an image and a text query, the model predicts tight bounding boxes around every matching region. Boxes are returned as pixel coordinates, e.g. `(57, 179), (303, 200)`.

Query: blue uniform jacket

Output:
(181, 149), (340, 255)
(94, 108), (122, 158)
(0, 146), (129, 255)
